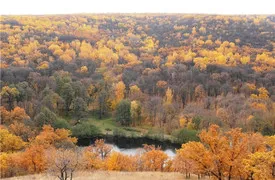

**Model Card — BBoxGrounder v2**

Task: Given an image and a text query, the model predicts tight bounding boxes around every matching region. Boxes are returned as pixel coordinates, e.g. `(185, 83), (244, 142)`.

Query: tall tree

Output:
(130, 101), (142, 126)
(115, 100), (131, 126)
(111, 81), (126, 110)
(60, 83), (74, 114)
(34, 107), (57, 127)
(21, 145), (46, 173)
(98, 90), (109, 119)
(72, 97), (87, 120)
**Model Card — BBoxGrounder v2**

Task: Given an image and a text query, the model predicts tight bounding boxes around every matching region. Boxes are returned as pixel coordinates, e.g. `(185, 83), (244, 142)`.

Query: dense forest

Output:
(0, 14), (275, 179)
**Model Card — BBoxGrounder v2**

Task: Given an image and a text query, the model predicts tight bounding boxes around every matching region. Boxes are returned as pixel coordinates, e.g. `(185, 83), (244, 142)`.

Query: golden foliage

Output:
(0, 127), (26, 152)
(164, 88), (173, 104)
(80, 66), (88, 73)
(21, 145), (47, 173)
(106, 152), (137, 171)
(142, 145), (168, 171)
(111, 81), (126, 109)
(33, 125), (77, 148)
(177, 125), (270, 179)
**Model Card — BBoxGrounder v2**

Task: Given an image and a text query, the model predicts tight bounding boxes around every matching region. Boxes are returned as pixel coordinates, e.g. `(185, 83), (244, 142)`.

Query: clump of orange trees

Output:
(0, 125), (77, 178)
(173, 124), (275, 180)
(1, 125), (274, 180)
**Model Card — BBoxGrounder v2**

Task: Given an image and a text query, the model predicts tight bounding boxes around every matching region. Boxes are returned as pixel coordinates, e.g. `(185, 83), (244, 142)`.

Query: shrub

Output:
(72, 122), (101, 138)
(172, 128), (199, 144)
(113, 128), (126, 137)
(53, 118), (71, 130)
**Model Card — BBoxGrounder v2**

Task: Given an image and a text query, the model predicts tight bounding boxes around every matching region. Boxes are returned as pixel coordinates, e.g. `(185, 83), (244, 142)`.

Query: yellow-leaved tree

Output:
(111, 81), (125, 110)
(0, 127), (26, 152)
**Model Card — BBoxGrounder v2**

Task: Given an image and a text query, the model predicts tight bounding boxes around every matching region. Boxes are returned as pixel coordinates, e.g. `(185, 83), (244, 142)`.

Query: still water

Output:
(109, 143), (176, 157)
(78, 135), (180, 158)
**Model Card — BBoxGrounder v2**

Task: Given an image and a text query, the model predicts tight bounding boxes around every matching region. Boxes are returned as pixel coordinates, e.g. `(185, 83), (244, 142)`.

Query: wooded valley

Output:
(0, 14), (275, 179)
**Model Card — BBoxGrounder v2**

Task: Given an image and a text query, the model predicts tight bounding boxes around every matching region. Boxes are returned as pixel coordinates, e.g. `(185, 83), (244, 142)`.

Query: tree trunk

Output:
(8, 96), (13, 111)
(228, 166), (233, 180)
(70, 170), (73, 180)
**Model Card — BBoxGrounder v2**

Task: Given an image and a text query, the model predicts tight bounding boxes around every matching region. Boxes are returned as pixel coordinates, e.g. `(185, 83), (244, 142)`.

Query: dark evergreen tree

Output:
(115, 99), (131, 126)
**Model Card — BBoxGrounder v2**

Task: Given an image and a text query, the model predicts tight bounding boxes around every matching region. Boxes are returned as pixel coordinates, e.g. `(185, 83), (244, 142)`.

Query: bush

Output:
(113, 128), (126, 137)
(145, 128), (164, 141)
(123, 127), (140, 133)
(53, 118), (71, 130)
(172, 128), (199, 144)
(72, 122), (101, 138)
(261, 124), (274, 136)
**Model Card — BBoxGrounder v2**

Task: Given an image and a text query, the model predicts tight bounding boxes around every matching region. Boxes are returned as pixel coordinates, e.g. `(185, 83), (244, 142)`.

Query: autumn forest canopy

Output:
(0, 14), (275, 179)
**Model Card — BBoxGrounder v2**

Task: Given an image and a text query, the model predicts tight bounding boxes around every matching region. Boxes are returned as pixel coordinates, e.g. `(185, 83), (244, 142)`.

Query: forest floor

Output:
(5, 171), (207, 180)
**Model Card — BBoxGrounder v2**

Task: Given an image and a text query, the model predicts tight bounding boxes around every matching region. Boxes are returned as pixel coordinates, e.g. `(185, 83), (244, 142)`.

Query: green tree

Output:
(72, 81), (87, 99)
(54, 71), (72, 95)
(53, 118), (71, 130)
(72, 97), (87, 119)
(16, 81), (33, 102)
(98, 90), (110, 119)
(0, 86), (19, 110)
(115, 100), (131, 126)
(60, 83), (74, 114)
(34, 107), (57, 127)
(173, 128), (199, 144)
(42, 91), (64, 114)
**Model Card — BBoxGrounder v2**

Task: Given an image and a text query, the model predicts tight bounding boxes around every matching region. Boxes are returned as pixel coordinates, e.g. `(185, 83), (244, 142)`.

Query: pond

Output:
(109, 143), (176, 157)
(77, 135), (181, 158)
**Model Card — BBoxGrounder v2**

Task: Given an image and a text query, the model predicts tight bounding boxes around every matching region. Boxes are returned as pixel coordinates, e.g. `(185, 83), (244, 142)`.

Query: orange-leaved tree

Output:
(21, 144), (47, 173)
(82, 139), (112, 170)
(141, 144), (168, 171)
(32, 125), (77, 148)
(106, 152), (137, 171)
(177, 125), (268, 180)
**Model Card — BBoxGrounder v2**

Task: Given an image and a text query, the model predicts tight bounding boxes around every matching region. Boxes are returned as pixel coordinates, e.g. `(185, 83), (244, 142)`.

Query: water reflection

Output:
(109, 143), (176, 157)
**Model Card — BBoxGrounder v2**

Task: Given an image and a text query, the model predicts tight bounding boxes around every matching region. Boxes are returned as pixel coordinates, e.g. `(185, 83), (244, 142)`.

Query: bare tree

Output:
(93, 139), (112, 160)
(47, 148), (81, 180)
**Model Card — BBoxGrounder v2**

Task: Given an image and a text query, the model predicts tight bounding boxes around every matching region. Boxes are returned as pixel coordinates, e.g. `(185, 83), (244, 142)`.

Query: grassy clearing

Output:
(4, 171), (207, 180)
(85, 117), (177, 142)
(58, 114), (178, 142)
(86, 117), (118, 134)
(86, 117), (144, 137)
